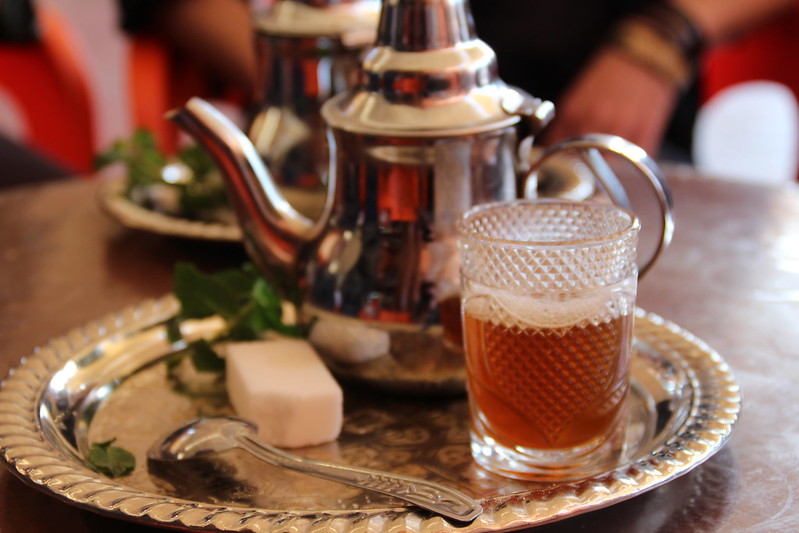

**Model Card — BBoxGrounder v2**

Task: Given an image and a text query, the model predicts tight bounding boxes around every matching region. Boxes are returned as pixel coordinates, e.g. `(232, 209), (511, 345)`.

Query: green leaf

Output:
(88, 439), (136, 478)
(132, 128), (157, 149)
(189, 339), (226, 372)
(227, 315), (261, 341)
(170, 261), (303, 372)
(95, 129), (228, 218)
(173, 263), (247, 319)
(249, 278), (302, 337)
(178, 143), (215, 179)
(180, 180), (228, 212)
(165, 316), (183, 343)
(214, 268), (260, 302)
(164, 346), (188, 371)
(93, 142), (124, 169)
(95, 129), (166, 191)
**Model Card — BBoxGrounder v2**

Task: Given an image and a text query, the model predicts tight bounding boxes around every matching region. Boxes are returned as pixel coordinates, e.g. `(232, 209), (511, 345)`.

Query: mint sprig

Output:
(95, 129), (228, 218)
(171, 263), (302, 371)
(95, 129), (167, 192)
(88, 439), (136, 478)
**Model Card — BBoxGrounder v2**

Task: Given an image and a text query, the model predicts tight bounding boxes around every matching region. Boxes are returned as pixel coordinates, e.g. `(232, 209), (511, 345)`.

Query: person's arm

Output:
(121, 0), (257, 97)
(674, 0), (796, 44)
(159, 0), (257, 95)
(540, 0), (797, 156)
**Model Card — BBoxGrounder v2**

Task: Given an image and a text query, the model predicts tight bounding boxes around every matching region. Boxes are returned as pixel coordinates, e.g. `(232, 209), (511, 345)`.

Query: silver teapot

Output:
(171, 0), (672, 393)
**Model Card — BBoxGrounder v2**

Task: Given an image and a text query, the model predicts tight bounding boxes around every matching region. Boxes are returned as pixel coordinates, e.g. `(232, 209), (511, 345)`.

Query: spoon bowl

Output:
(149, 417), (257, 461)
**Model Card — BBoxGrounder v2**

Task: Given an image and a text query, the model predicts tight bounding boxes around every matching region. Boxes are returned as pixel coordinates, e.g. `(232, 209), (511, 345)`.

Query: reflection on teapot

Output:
(170, 0), (672, 394)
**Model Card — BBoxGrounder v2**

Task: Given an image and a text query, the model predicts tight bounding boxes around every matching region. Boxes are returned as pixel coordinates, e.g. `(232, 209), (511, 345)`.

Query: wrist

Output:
(608, 2), (705, 90)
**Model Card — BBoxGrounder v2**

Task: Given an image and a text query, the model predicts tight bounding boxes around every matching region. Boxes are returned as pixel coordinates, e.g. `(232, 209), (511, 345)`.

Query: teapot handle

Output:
(523, 134), (675, 279)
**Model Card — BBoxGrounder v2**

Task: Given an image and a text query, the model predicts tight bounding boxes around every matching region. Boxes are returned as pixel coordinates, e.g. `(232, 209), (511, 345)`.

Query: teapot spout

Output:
(168, 97), (331, 274)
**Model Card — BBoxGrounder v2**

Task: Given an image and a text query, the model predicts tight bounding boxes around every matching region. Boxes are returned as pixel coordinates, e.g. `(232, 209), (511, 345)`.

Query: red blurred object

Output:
(0, 7), (95, 174)
(701, 8), (799, 103)
(699, 8), (799, 182)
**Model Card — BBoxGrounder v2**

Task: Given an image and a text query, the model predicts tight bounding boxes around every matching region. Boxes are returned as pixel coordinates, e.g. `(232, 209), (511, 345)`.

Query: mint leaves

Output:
(88, 439), (136, 478)
(84, 263), (299, 478)
(95, 129), (228, 219)
(171, 263), (302, 371)
(95, 129), (166, 191)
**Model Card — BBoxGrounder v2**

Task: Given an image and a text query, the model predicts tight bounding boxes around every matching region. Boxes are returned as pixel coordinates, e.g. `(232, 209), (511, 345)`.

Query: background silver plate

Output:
(97, 175), (244, 242)
(0, 296), (740, 532)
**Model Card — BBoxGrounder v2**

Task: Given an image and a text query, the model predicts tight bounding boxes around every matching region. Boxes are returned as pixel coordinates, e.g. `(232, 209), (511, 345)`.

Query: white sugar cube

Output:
(308, 319), (390, 364)
(225, 339), (343, 448)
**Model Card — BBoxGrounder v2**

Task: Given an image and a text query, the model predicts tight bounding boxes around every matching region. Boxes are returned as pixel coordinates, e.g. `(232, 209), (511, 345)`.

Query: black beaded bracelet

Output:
(609, 20), (693, 88)
(607, 2), (705, 90)
(633, 2), (706, 63)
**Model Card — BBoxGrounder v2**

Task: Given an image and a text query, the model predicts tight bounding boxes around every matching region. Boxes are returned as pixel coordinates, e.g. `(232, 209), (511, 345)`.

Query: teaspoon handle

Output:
(237, 435), (482, 522)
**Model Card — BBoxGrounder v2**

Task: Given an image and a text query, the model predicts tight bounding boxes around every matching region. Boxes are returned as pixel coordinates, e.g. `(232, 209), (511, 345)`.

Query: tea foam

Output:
(464, 281), (633, 330)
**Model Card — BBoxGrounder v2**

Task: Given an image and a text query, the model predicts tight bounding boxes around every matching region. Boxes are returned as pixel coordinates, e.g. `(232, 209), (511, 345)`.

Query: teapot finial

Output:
(376, 0), (474, 50)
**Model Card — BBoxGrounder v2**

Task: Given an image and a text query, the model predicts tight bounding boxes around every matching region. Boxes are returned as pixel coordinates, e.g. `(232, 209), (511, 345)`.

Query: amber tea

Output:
(463, 289), (633, 452)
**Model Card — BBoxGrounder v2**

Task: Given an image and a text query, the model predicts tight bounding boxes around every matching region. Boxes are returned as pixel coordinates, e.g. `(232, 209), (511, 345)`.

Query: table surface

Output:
(0, 170), (797, 533)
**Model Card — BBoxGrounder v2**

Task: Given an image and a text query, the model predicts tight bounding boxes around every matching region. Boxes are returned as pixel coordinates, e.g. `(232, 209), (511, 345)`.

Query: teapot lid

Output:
(321, 0), (533, 137)
(254, 0), (380, 44)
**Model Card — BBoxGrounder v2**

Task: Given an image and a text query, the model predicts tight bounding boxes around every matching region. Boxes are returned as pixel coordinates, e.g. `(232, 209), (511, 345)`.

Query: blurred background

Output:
(3, 0), (799, 186)
(0, 0), (127, 152)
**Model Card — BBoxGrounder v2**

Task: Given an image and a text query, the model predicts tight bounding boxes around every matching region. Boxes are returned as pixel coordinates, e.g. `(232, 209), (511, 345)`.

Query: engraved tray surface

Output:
(0, 296), (741, 532)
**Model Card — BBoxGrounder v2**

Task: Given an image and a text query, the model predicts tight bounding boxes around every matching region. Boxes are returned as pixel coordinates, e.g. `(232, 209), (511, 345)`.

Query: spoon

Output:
(148, 416), (482, 522)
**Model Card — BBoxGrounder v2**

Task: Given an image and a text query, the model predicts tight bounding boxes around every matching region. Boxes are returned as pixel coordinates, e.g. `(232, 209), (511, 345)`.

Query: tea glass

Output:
(457, 199), (640, 481)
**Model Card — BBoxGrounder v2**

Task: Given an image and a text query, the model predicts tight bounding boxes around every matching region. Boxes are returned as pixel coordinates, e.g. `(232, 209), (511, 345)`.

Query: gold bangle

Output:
(609, 19), (693, 89)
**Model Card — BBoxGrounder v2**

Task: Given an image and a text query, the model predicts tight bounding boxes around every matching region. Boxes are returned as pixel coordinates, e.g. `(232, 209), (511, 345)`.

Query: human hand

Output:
(539, 46), (680, 156)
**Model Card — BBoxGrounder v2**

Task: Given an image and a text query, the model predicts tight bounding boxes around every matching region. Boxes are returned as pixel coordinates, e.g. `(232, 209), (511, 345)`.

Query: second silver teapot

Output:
(248, 0), (380, 198)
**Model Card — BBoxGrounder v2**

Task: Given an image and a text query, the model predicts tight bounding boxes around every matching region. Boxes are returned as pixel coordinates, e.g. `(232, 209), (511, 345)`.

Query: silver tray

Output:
(0, 296), (740, 532)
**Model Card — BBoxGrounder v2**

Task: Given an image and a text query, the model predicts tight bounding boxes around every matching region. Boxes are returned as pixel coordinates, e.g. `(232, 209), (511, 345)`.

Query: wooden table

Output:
(1, 170), (798, 532)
